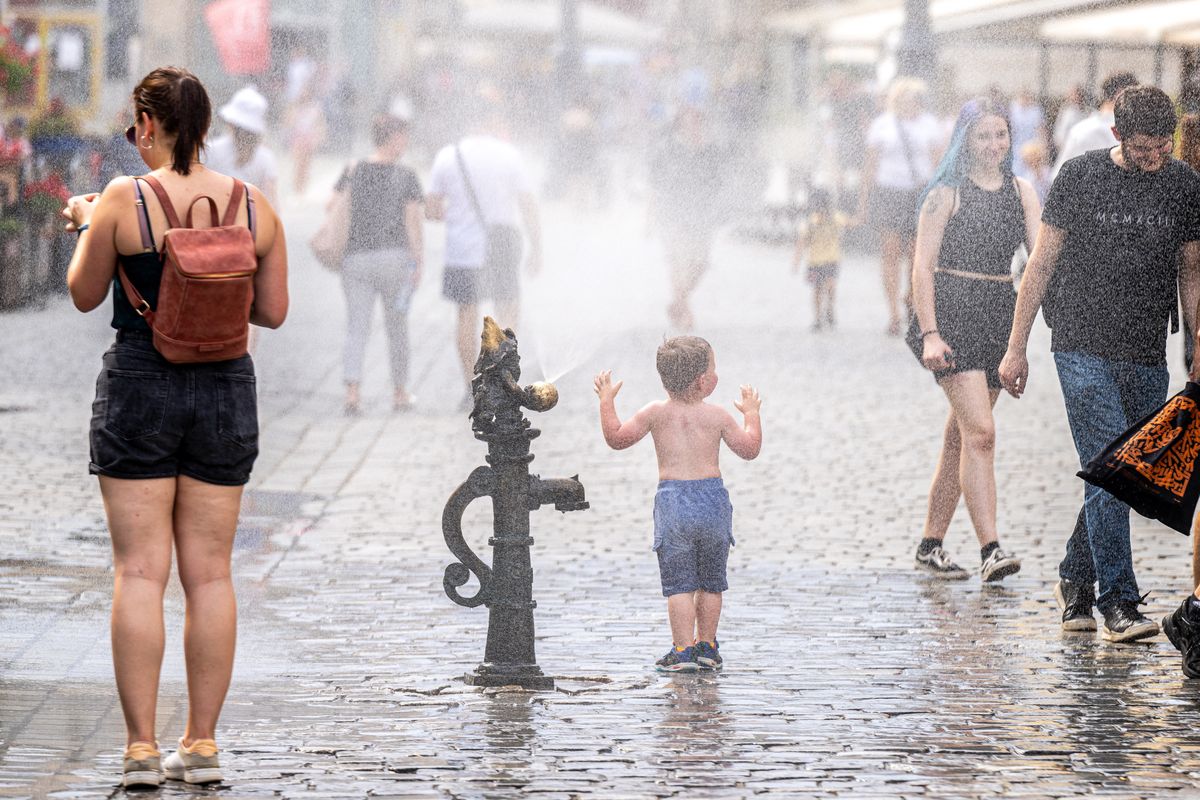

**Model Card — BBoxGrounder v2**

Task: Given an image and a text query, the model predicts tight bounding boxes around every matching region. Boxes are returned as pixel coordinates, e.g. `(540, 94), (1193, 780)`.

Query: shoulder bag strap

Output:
(140, 174), (183, 229)
(455, 143), (489, 229)
(894, 116), (923, 188)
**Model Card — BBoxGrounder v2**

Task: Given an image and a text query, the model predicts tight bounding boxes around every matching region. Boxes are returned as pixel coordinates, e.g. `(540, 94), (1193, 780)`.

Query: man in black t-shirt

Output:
(1000, 87), (1200, 653)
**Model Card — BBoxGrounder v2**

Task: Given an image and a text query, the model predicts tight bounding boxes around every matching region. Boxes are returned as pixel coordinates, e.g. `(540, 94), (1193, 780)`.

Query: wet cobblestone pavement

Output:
(5, 186), (1200, 798)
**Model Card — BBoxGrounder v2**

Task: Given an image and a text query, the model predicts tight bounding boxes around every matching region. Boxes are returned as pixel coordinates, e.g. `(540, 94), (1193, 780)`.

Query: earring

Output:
(140, 134), (154, 150)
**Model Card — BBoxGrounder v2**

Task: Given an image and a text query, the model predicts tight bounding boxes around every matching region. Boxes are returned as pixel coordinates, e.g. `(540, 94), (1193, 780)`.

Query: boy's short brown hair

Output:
(657, 336), (713, 395)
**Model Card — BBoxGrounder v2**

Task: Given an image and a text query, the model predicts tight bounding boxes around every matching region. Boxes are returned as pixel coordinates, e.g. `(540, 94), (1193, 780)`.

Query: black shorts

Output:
(807, 261), (839, 284)
(868, 186), (922, 237)
(442, 266), (487, 306)
(89, 333), (259, 486)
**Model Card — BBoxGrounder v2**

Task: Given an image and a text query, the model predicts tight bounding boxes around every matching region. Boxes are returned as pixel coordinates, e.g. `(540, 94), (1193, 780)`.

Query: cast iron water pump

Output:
(441, 317), (588, 690)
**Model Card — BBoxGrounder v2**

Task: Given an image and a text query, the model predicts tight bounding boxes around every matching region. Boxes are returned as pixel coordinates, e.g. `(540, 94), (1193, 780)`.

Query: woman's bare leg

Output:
(100, 476), (177, 747)
(173, 476), (242, 745)
(941, 374), (1002, 547)
(922, 410), (963, 542)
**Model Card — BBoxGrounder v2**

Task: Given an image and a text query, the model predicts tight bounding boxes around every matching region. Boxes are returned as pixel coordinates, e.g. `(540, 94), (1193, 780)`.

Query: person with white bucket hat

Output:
(205, 86), (278, 205)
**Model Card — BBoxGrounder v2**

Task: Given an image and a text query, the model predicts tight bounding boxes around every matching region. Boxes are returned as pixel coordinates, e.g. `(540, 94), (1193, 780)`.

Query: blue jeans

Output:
(1053, 351), (1169, 613)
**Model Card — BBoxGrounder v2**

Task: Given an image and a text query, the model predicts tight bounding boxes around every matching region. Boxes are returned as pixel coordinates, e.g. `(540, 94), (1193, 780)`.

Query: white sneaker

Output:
(915, 544), (969, 580)
(981, 546), (1021, 582)
(162, 738), (222, 784)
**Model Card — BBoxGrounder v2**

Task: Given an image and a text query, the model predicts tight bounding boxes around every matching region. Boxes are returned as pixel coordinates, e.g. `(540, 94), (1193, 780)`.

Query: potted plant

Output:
(0, 25), (34, 102)
(23, 172), (69, 218)
(29, 99), (83, 160)
(0, 215), (26, 307)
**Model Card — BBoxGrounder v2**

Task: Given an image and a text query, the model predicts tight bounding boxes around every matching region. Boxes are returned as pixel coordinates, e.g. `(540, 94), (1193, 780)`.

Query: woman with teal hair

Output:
(905, 96), (1043, 582)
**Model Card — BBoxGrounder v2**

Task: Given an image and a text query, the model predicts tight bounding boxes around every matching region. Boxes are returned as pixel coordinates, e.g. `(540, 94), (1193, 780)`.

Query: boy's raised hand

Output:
(593, 370), (623, 403)
(734, 384), (761, 415)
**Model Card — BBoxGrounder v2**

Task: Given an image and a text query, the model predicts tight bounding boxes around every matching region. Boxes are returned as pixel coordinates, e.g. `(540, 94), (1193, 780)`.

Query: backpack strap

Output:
(117, 264), (154, 323)
(140, 174), (183, 229)
(222, 179), (246, 227)
(131, 178), (155, 252)
(185, 195), (219, 228)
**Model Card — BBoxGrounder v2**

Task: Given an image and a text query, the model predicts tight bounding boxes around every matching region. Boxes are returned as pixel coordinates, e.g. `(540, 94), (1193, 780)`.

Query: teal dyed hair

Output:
(914, 96), (1013, 222)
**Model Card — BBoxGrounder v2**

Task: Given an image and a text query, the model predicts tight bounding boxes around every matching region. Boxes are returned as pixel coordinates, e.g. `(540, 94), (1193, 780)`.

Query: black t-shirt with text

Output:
(1041, 148), (1200, 365)
(335, 161), (424, 256)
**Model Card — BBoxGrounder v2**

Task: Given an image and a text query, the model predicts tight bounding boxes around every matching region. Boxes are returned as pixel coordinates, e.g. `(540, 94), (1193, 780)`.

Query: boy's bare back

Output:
(643, 398), (755, 480)
(594, 348), (761, 480)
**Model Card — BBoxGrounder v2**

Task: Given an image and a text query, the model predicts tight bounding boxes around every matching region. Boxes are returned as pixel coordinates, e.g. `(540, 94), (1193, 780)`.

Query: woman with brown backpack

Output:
(61, 66), (288, 789)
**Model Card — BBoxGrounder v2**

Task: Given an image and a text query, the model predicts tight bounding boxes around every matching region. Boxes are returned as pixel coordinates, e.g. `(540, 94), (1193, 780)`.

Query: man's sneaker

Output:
(163, 738), (222, 784)
(1162, 596), (1200, 678)
(915, 544), (969, 580)
(1101, 600), (1159, 643)
(980, 546), (1021, 582)
(1054, 579), (1097, 631)
(122, 741), (161, 788)
(694, 640), (723, 671)
(655, 646), (699, 673)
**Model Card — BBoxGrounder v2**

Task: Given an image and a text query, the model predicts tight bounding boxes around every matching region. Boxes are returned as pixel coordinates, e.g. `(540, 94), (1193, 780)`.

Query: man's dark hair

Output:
(1101, 72), (1138, 103)
(372, 113), (408, 147)
(656, 336), (712, 395)
(1114, 85), (1177, 138)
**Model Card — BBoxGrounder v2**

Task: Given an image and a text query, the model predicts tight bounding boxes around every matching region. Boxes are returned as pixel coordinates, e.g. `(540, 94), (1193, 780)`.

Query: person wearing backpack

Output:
(61, 66), (288, 789)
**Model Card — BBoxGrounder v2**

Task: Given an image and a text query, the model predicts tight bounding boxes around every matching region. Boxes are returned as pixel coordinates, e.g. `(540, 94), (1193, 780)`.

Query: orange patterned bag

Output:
(1078, 382), (1200, 535)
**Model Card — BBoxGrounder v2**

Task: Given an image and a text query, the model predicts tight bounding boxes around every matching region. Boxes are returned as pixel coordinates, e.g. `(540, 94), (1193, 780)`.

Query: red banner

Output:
(204, 0), (270, 76)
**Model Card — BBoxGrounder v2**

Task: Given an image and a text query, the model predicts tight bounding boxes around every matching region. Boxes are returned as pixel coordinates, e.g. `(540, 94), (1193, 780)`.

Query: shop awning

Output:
(461, 0), (659, 46)
(766, 0), (1171, 46)
(1040, 0), (1200, 44)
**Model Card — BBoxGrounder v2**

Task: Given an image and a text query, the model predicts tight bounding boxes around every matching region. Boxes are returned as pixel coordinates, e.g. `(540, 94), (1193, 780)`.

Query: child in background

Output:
(594, 336), (762, 673)
(793, 189), (848, 330)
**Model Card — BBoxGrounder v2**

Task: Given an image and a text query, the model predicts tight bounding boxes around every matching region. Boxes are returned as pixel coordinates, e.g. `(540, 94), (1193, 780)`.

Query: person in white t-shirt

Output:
(857, 78), (944, 336)
(1052, 72), (1137, 179)
(426, 104), (543, 399)
(204, 86), (279, 205)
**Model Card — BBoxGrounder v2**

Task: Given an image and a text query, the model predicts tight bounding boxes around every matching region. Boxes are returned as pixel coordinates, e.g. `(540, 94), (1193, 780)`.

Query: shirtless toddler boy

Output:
(594, 336), (762, 672)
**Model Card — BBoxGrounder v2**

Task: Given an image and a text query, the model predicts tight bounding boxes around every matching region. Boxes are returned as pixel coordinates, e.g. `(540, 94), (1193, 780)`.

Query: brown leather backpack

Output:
(119, 175), (258, 364)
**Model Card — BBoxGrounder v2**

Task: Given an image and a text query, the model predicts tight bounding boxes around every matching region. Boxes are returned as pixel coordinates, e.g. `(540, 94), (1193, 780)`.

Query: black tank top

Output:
(111, 191), (160, 332)
(935, 178), (1024, 276)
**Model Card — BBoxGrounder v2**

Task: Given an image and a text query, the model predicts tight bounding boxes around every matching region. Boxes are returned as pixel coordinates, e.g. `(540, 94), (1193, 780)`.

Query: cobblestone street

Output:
(5, 185), (1200, 798)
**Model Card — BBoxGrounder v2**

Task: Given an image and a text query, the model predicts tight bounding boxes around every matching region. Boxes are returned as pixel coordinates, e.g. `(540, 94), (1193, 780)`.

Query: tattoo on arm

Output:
(922, 190), (943, 217)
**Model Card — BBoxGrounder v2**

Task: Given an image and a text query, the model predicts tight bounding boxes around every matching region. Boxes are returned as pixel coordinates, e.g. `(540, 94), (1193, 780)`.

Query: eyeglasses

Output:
(124, 123), (137, 145)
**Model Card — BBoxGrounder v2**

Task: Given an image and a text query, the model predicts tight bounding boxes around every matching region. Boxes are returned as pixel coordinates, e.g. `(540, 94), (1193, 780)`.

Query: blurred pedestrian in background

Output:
(1009, 88), (1047, 180)
(205, 86), (279, 205)
(60, 66), (289, 788)
(1019, 140), (1051, 201)
(427, 97), (542, 404)
(1053, 72), (1138, 176)
(335, 113), (423, 416)
(1053, 85), (1089, 155)
(858, 78), (944, 336)
(649, 107), (726, 331)
(285, 80), (326, 196)
(907, 96), (1040, 583)
(792, 188), (848, 331)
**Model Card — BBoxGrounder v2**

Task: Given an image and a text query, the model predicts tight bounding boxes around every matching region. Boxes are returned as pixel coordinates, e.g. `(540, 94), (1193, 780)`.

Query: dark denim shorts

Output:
(653, 478), (734, 596)
(89, 332), (259, 486)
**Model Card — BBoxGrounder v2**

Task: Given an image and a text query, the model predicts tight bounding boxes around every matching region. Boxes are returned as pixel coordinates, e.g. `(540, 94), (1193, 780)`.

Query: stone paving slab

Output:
(4, 188), (1200, 797)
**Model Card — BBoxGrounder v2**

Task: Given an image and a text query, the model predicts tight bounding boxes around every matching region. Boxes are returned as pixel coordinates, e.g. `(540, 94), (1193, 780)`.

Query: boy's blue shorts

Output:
(653, 477), (734, 597)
